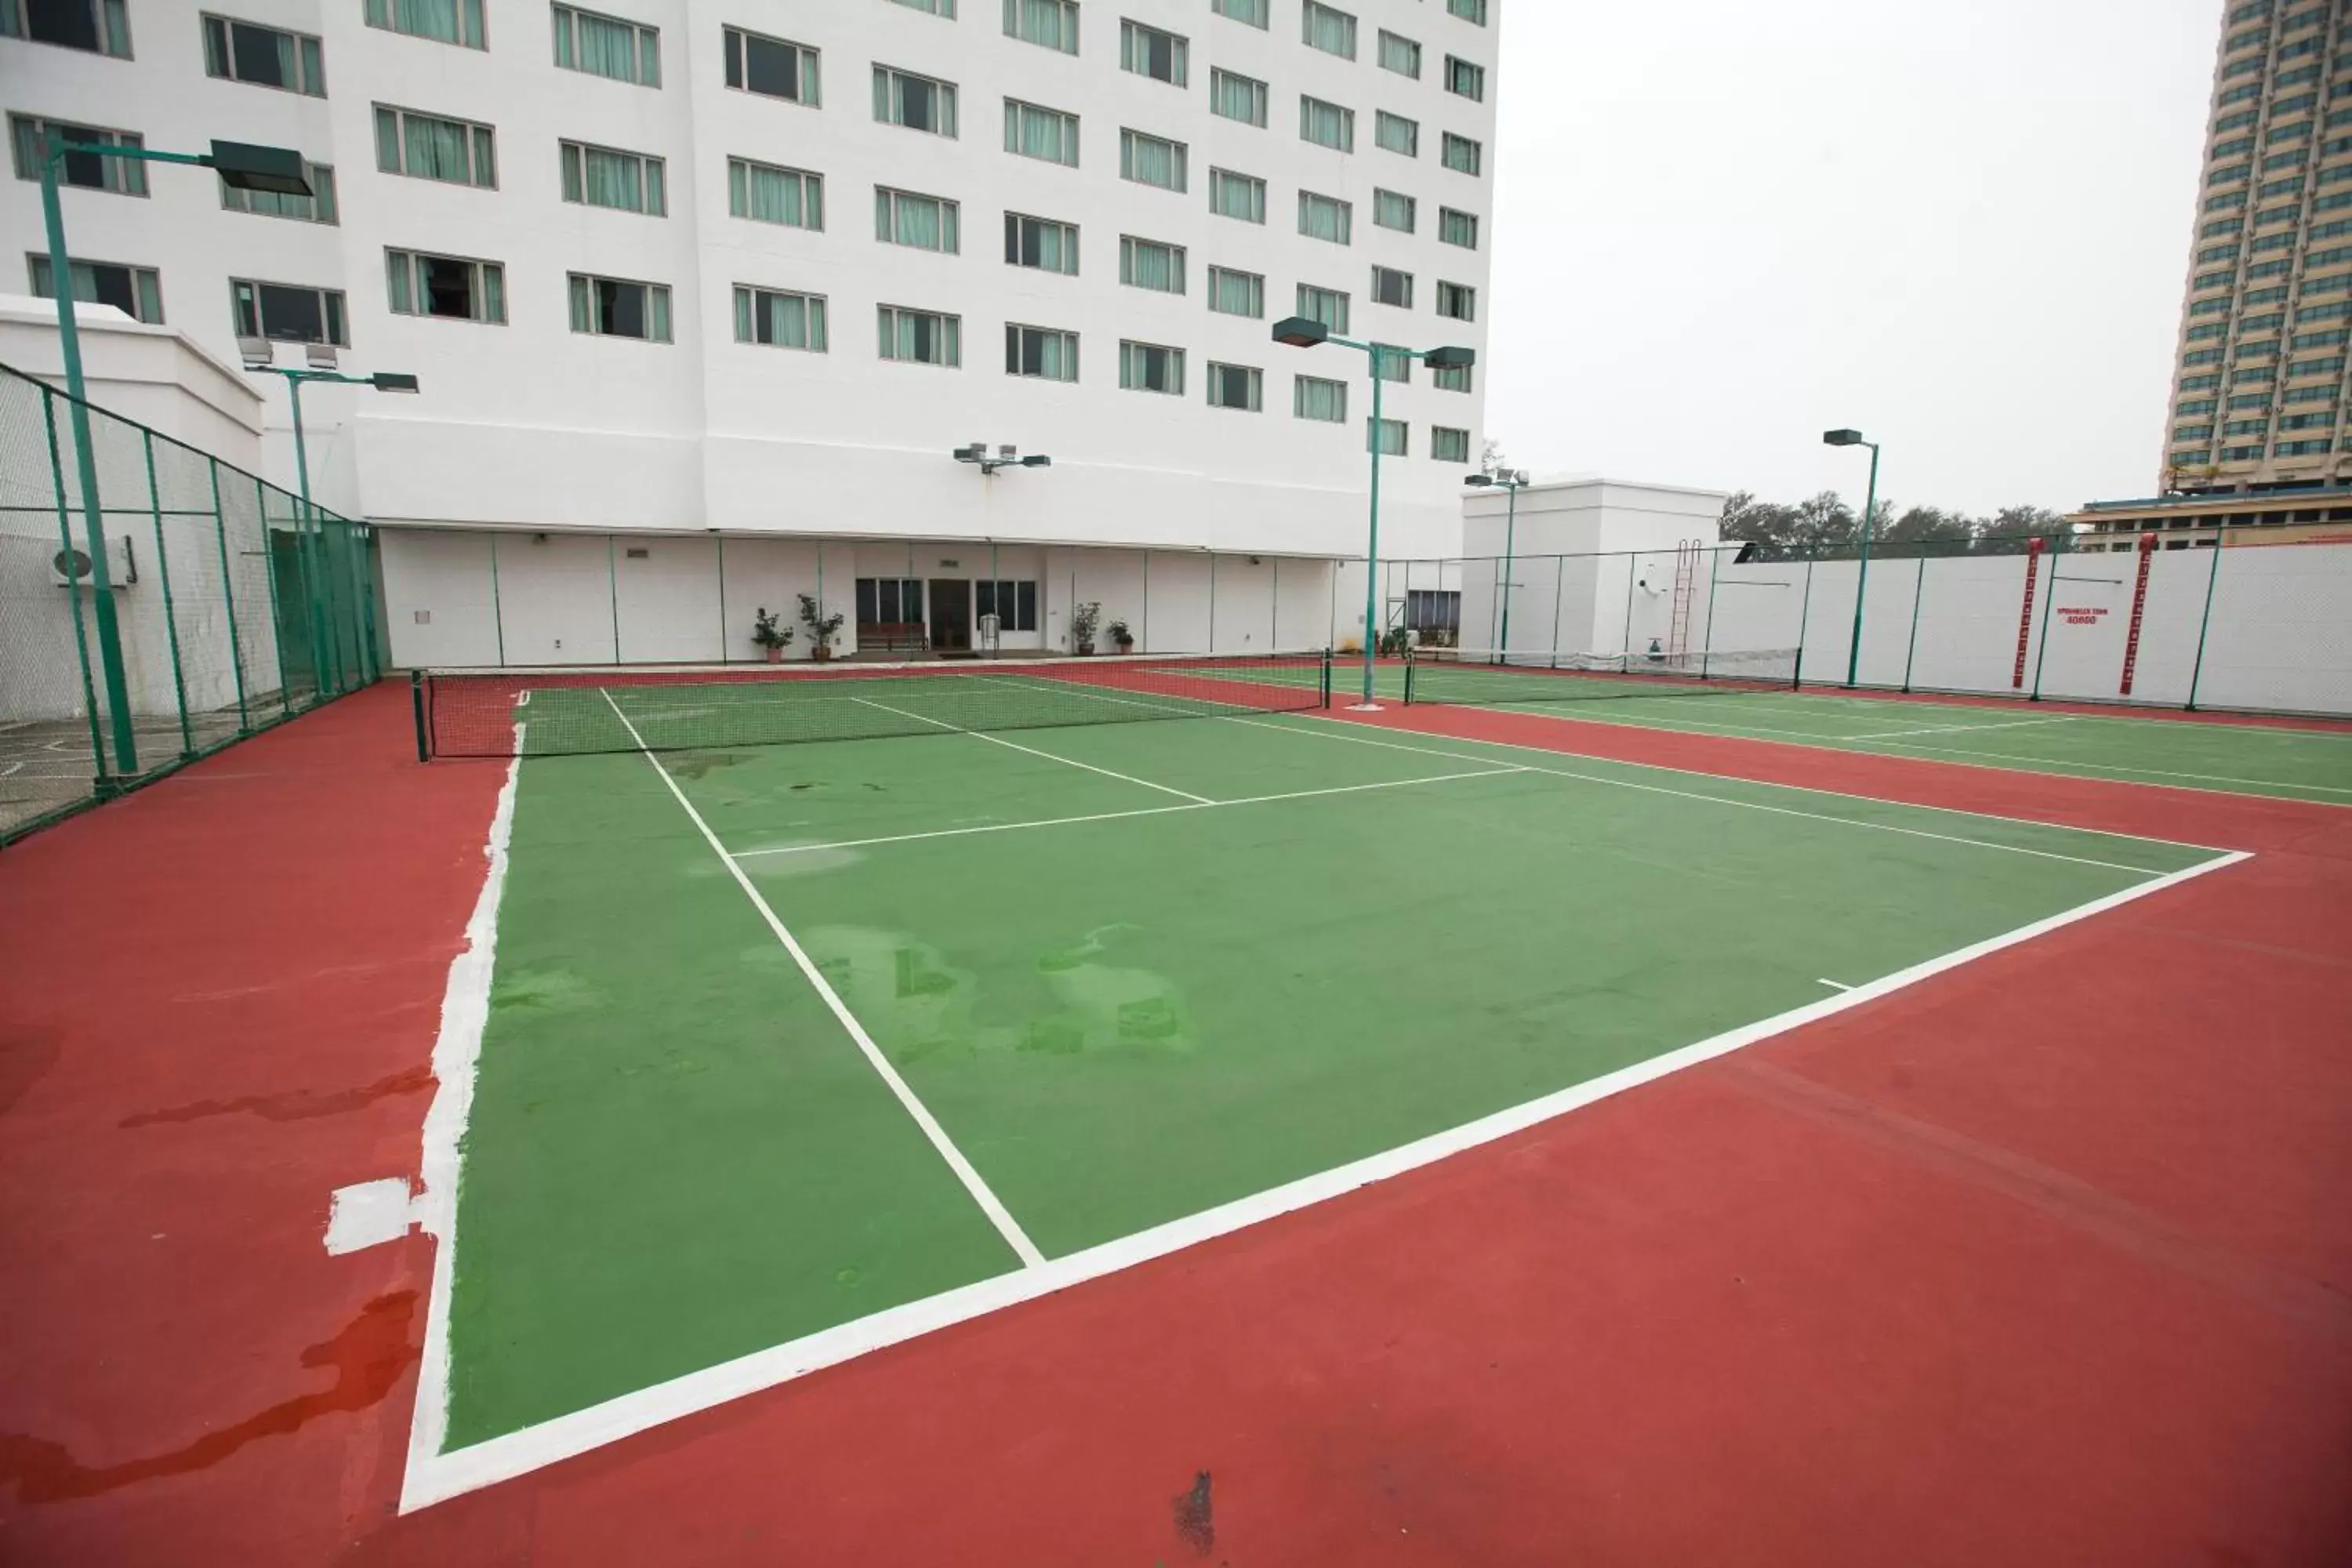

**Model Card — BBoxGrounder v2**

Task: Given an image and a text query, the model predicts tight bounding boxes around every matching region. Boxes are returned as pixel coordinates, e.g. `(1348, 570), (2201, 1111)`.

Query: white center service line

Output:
(848, 695), (1215, 804)
(597, 689), (1047, 1270)
(729, 766), (1530, 859)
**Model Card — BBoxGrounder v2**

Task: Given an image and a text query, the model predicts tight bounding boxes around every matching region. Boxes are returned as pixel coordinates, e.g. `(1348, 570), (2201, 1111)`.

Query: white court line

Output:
(1220, 717), (2198, 877)
(599, 689), (1045, 1269)
(729, 767), (1528, 858)
(1843, 715), (2085, 741)
(396, 844), (2251, 1511)
(848, 695), (1214, 804)
(1817, 978), (1856, 993)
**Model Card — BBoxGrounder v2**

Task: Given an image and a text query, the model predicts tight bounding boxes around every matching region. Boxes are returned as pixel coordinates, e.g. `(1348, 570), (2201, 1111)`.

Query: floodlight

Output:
(1465, 474), (1493, 487)
(1021, 454), (1051, 467)
(208, 140), (312, 196)
(998, 445), (1017, 459)
(1271, 316), (1330, 348)
(1422, 346), (1476, 369)
(1824, 428), (1866, 447)
(305, 343), (338, 370)
(371, 372), (421, 394)
(238, 336), (274, 370)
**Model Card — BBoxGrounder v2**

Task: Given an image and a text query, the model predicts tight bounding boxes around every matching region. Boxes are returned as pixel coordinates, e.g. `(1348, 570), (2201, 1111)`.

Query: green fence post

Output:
(608, 532), (622, 663)
(207, 456), (251, 733)
(42, 389), (109, 784)
(489, 531), (506, 666)
(1550, 554), (1565, 664)
(1700, 545), (1723, 680)
(714, 532), (728, 662)
(2186, 539), (2225, 712)
(142, 430), (194, 756)
(256, 474), (296, 717)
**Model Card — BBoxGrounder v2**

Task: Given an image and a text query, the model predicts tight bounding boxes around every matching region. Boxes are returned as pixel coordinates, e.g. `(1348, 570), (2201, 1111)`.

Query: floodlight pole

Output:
(42, 134), (313, 778)
(1824, 429), (1882, 688)
(1468, 470), (1528, 658)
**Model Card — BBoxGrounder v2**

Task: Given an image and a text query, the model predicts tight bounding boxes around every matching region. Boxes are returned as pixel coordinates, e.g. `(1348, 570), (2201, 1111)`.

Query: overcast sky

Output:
(1485, 0), (2220, 517)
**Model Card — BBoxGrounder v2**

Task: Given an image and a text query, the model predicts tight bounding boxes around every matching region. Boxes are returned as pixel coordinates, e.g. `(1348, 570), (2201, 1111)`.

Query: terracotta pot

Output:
(764, 644), (783, 663)
(1114, 638), (1134, 653)
(1076, 642), (1095, 656)
(813, 644), (833, 662)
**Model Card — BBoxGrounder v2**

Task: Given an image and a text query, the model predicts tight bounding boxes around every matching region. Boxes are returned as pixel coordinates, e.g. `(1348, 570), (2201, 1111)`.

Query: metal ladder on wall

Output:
(1666, 539), (1700, 659)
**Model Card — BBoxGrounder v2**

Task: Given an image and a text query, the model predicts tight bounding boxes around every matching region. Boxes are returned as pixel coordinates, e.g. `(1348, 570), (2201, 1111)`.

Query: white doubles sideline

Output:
(397, 681), (2252, 1511)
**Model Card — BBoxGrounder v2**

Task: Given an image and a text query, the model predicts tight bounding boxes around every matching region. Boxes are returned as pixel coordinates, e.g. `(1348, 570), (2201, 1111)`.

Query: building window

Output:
(889, 0), (956, 15)
(1297, 283), (1349, 336)
(1294, 375), (1347, 423)
(858, 578), (924, 624)
(1299, 191), (1352, 244)
(1442, 132), (1483, 176)
(1004, 0), (1077, 53)
(1208, 266), (1264, 318)
(1207, 362), (1262, 411)
(1302, 1), (1355, 58)
(1432, 359), (1472, 393)
(1445, 56), (1486, 101)
(1120, 236), (1185, 293)
(1005, 99), (1080, 165)
(873, 64), (958, 135)
(564, 141), (665, 214)
(385, 249), (503, 322)
(1120, 340), (1185, 394)
(1, 0), (132, 55)
(1005, 323), (1079, 381)
(725, 158), (819, 228)
(2277, 437), (2334, 455)
(9, 116), (145, 194)
(27, 253), (162, 322)
(376, 107), (495, 188)
(1371, 266), (1414, 309)
(975, 580), (1040, 632)
(1301, 96), (1354, 152)
(724, 26), (818, 104)
(1210, 0), (1267, 26)
(1378, 29), (1421, 77)
(1405, 589), (1461, 633)
(2186, 322), (2227, 342)
(554, 5), (658, 86)
(1211, 69), (1268, 127)
(231, 278), (347, 346)
(2180, 372), (2221, 390)
(363, 0), (484, 49)
(877, 187), (959, 252)
(2202, 192), (2246, 213)
(1431, 426), (1471, 463)
(1371, 343), (1411, 382)
(202, 15), (325, 95)
(1374, 189), (1416, 232)
(2281, 409), (2336, 428)
(1436, 280), (1475, 321)
(1121, 129), (1187, 191)
(734, 285), (827, 350)
(220, 162), (336, 223)
(1121, 20), (1187, 85)
(1375, 111), (1419, 157)
(2220, 443), (2265, 459)
(1005, 212), (1079, 274)
(1367, 417), (1408, 456)
(2183, 348), (2224, 365)
(2223, 417), (2271, 435)
(1210, 168), (1266, 223)
(568, 273), (671, 341)
(880, 304), (960, 366)
(1439, 206), (1479, 249)
(1447, 0), (1488, 21)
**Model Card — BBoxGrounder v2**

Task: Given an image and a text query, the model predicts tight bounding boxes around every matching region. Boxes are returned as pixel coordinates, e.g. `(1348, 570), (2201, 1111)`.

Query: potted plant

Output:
(751, 608), (794, 663)
(797, 592), (845, 662)
(1070, 601), (1102, 655)
(1107, 618), (1134, 653)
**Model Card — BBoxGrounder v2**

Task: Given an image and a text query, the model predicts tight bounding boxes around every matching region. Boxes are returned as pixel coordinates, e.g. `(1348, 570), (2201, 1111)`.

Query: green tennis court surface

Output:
(1375, 658), (2352, 804)
(433, 696), (2230, 1454)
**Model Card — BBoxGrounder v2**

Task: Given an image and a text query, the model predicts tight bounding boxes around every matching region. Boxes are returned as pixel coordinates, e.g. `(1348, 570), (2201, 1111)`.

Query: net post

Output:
(1321, 648), (1334, 707)
(412, 670), (431, 761)
(1403, 645), (1415, 705)
(143, 429), (196, 757)
(208, 456), (251, 733)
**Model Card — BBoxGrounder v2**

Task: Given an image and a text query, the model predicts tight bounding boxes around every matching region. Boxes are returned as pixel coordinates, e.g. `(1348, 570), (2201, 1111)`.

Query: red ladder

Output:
(1668, 539), (1699, 658)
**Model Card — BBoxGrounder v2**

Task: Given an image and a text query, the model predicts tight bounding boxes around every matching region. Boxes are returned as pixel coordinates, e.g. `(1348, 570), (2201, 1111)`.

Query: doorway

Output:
(928, 578), (971, 651)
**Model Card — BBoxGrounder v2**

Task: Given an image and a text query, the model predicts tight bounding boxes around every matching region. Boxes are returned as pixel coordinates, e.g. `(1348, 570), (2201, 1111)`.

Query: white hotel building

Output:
(2, 0), (1501, 663)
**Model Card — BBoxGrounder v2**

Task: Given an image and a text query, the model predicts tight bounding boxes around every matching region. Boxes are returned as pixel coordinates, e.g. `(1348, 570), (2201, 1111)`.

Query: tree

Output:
(1883, 505), (1981, 553)
(1989, 504), (2068, 543)
(1478, 438), (1512, 478)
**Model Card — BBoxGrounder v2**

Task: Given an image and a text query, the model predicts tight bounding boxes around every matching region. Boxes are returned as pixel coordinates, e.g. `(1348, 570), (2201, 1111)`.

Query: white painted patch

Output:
(397, 844), (2250, 1512)
(325, 1178), (418, 1254)
(400, 741), (524, 1511)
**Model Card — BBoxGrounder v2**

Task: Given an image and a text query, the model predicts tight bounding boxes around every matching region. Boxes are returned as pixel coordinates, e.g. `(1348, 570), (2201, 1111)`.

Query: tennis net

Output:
(417, 650), (1333, 759)
(1404, 648), (1800, 707)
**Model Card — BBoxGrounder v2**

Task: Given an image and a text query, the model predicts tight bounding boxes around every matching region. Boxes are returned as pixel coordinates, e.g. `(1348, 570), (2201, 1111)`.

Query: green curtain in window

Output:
(406, 115), (470, 182)
(584, 147), (644, 210)
(1212, 73), (1261, 123)
(391, 0), (462, 44)
(1034, 223), (1073, 273)
(374, 108), (400, 173)
(1124, 134), (1178, 188)
(1304, 4), (1353, 56)
(1007, 0), (1073, 51)
(1295, 378), (1345, 421)
(648, 288), (670, 342)
(569, 275), (593, 332)
(1375, 191), (1414, 230)
(737, 162), (804, 225)
(1124, 241), (1178, 292)
(1212, 270), (1260, 316)
(1300, 194), (1349, 243)
(1007, 103), (1071, 163)
(481, 263), (504, 323)
(387, 252), (413, 314)
(1035, 333), (1073, 380)
(578, 13), (637, 81)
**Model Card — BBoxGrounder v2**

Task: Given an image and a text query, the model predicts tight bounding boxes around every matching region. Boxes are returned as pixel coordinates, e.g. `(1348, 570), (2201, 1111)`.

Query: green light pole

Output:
(1465, 468), (1530, 658)
(1824, 427), (1882, 688)
(241, 354), (419, 692)
(39, 134), (315, 779)
(1272, 317), (1476, 709)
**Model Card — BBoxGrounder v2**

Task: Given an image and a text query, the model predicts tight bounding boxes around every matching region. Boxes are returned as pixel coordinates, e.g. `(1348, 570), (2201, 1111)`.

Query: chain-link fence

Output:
(1, 361), (383, 844)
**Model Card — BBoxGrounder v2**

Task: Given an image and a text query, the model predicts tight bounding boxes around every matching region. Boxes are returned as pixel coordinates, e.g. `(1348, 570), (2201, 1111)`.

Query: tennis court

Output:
(1379, 651), (2352, 804)
(403, 653), (2243, 1499)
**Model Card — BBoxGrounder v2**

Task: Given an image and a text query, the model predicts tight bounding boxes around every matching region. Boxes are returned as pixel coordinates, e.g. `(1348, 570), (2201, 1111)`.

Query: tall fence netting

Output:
(0, 361), (381, 844)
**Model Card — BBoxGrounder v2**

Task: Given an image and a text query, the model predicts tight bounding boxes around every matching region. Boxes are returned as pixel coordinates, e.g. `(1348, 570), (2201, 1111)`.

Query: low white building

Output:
(2, 0), (1504, 663)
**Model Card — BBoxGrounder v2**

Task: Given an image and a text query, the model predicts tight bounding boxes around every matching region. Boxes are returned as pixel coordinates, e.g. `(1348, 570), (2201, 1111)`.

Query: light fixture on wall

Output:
(953, 443), (1052, 476)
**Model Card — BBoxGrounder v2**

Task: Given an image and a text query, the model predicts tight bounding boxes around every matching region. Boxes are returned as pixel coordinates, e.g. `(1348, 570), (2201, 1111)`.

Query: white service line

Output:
(848, 695), (1214, 804)
(1223, 716), (2195, 877)
(1842, 715), (2085, 741)
(1816, 978), (1856, 993)
(597, 689), (1046, 1269)
(730, 766), (1529, 858)
(397, 843), (2252, 1512)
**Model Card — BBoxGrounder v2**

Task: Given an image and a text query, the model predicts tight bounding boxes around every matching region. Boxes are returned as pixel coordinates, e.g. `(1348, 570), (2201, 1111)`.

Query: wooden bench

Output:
(857, 621), (930, 654)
